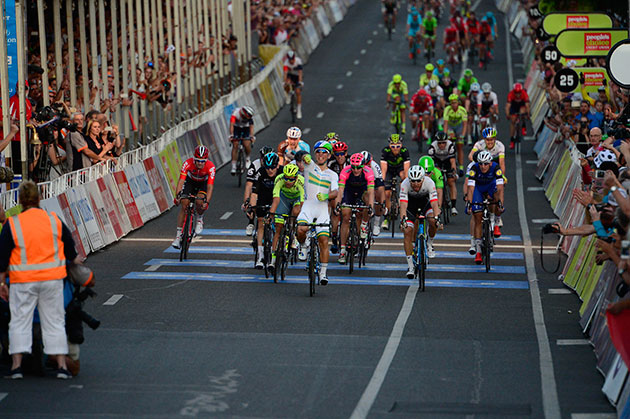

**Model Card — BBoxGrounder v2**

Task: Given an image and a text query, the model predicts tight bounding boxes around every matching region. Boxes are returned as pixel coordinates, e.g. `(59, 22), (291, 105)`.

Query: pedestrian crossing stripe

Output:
(122, 271), (529, 289)
(144, 258), (526, 274)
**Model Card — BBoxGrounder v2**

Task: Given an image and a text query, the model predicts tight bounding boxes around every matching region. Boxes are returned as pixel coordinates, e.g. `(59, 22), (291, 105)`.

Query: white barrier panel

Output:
(328, 0), (343, 23)
(316, 6), (332, 36)
(84, 180), (118, 246)
(143, 157), (171, 214)
(95, 176), (127, 239)
(102, 173), (134, 235)
(56, 192), (88, 259)
(124, 163), (160, 223)
(303, 19), (320, 51)
(67, 185), (105, 252)
(112, 170), (144, 230)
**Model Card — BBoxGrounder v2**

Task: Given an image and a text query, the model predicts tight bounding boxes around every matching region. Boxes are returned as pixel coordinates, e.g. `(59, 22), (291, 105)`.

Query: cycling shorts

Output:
(375, 177), (385, 188)
(274, 192), (301, 224)
(232, 126), (251, 141)
(436, 161), (456, 176)
(181, 179), (207, 197)
(424, 30), (436, 39)
(471, 182), (497, 213)
(449, 123), (464, 143)
(342, 186), (368, 206)
(409, 29), (420, 38)
(509, 103), (527, 115)
(405, 197), (434, 225)
(297, 200), (330, 237)
(384, 170), (404, 190)
(383, 6), (396, 14)
(287, 74), (300, 86)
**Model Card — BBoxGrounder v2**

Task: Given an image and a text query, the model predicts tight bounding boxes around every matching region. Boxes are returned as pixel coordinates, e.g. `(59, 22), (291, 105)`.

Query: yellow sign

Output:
(542, 12), (612, 35)
(555, 29), (627, 57)
(574, 67), (610, 98)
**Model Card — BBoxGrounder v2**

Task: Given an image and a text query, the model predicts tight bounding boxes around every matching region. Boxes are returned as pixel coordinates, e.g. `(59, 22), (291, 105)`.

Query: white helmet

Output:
(477, 150), (493, 163)
(408, 165), (425, 181)
(428, 79), (438, 89)
(482, 82), (492, 93)
(470, 82), (481, 92)
(286, 126), (302, 139)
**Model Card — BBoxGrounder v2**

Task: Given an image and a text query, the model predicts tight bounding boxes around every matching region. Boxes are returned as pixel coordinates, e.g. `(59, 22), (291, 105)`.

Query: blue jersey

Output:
(433, 68), (451, 81)
(467, 162), (504, 187)
(408, 14), (421, 31)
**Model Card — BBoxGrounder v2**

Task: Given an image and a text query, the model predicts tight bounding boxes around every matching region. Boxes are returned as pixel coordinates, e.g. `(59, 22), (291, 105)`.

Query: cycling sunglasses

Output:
(315, 149), (330, 154)
(479, 162), (491, 166)
(284, 176), (297, 182)
(389, 144), (402, 148)
(193, 158), (206, 164)
(410, 179), (423, 184)
(351, 165), (364, 170)
(334, 152), (346, 157)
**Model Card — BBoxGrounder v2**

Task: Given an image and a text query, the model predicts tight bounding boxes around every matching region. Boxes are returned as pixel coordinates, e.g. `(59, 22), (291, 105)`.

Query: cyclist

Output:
(336, 153), (375, 264)
(440, 70), (456, 98)
(283, 50), (304, 119)
(361, 151), (386, 236)
(505, 82), (530, 149)
(433, 59), (450, 81)
(325, 132), (339, 145)
(443, 93), (468, 176)
(443, 20), (461, 64)
(469, 127), (506, 176)
(171, 145), (215, 248)
(329, 141), (349, 252)
(466, 11), (481, 60)
(465, 150), (504, 264)
(296, 141), (339, 285)
(428, 131), (458, 215)
(450, 10), (468, 53)
(400, 165), (440, 278)
(418, 156), (444, 210)
(410, 88), (434, 144)
(277, 126), (310, 165)
(248, 152), (282, 269)
(229, 105), (255, 175)
(419, 63), (440, 88)
(478, 15), (493, 66)
(464, 82), (481, 144)
(269, 163), (305, 270)
(457, 68), (478, 96)
(421, 10), (438, 58)
(427, 80), (445, 130)
(477, 82), (499, 128)
(380, 134), (411, 230)
(386, 74), (409, 134)
(382, 0), (398, 30)
(484, 11), (498, 46)
(243, 145), (274, 236)
(407, 7), (422, 60)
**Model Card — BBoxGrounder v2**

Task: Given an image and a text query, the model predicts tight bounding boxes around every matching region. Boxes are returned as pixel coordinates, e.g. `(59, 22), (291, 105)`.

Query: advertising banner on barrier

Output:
(113, 170), (144, 229)
(102, 174), (133, 235)
(158, 141), (182, 195)
(257, 78), (278, 119)
(555, 29), (627, 58)
(124, 163), (160, 223)
(303, 19), (321, 50)
(603, 353), (628, 404)
(56, 192), (87, 260)
(40, 196), (88, 260)
(96, 176), (126, 239)
(143, 157), (170, 213)
(542, 12), (613, 36)
(83, 181), (118, 246)
(573, 67), (611, 99)
(67, 185), (105, 252)
(328, 0), (344, 23)
(316, 6), (331, 36)
(152, 155), (174, 204)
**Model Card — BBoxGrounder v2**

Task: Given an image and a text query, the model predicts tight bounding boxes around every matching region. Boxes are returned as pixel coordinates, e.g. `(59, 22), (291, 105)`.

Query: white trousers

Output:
(9, 279), (68, 355)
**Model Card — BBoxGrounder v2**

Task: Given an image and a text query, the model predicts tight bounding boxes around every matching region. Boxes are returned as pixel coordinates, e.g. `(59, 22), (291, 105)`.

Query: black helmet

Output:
(434, 131), (448, 142)
(259, 146), (273, 159)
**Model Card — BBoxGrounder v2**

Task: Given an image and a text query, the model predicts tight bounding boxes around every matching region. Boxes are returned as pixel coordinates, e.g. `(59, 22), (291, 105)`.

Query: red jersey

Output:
(179, 158), (216, 185)
(466, 18), (480, 35)
(444, 25), (458, 42)
(450, 16), (465, 32)
(480, 21), (492, 36)
(507, 90), (530, 105)
(411, 90), (434, 113)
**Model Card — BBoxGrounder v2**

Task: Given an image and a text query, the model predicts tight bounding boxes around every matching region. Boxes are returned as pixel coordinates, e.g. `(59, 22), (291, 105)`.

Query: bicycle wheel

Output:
(290, 93), (297, 123)
(387, 18), (392, 40)
(237, 149), (245, 187)
(349, 222), (357, 274)
(308, 238), (316, 296)
(418, 236), (426, 291)
(483, 218), (492, 272)
(390, 199), (399, 238)
(180, 208), (192, 261)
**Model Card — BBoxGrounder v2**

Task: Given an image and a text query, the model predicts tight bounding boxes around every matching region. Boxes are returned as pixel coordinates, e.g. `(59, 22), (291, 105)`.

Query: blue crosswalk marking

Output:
(122, 271), (529, 289)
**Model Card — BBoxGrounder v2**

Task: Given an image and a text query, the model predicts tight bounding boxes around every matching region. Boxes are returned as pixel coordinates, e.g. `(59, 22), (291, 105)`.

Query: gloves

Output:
(241, 199), (250, 212)
(173, 197), (179, 206)
(498, 200), (504, 213)
(317, 192), (329, 202)
(400, 216), (408, 229)
(334, 203), (341, 216)
(465, 202), (471, 215)
(303, 154), (312, 164)
(367, 206), (374, 217)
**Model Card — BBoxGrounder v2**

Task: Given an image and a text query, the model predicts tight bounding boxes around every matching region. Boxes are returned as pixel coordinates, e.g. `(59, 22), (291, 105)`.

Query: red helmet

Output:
(513, 83), (523, 93)
(194, 145), (209, 160)
(333, 141), (348, 153)
(349, 153), (364, 166)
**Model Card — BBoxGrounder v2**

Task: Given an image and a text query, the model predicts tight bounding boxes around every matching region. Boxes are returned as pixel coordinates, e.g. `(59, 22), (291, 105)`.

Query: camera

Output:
(595, 170), (606, 179)
(65, 287), (100, 344)
(33, 105), (77, 146)
(542, 223), (559, 234)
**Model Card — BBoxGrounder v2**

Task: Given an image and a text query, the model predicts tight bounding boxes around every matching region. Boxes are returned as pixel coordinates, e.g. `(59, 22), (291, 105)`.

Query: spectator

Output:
(84, 120), (114, 164)
(0, 180), (79, 380)
(66, 112), (99, 171)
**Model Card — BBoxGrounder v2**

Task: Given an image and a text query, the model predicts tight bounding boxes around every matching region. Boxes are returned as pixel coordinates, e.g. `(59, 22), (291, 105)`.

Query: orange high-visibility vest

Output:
(7, 208), (67, 284)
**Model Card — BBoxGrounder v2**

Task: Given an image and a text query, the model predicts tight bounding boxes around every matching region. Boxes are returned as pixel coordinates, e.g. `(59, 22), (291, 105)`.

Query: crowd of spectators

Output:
(251, 0), (321, 45)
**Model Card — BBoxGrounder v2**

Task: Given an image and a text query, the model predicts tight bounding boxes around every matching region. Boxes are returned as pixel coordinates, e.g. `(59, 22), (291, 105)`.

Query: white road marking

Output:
(69, 385), (84, 389)
(571, 414), (616, 419)
(303, 128), (311, 135)
(472, 0), (482, 10)
(103, 294), (124, 306)
(556, 339), (590, 346)
(536, 249), (559, 255)
(316, 112), (324, 118)
(367, 39), (373, 45)
(353, 59), (360, 65)
(346, 71), (352, 77)
(337, 84), (344, 89)
(350, 284), (418, 418)
(507, 15), (561, 419)
(525, 136), (536, 141)
(527, 187), (544, 191)
(360, 49), (366, 55)
(373, 30), (378, 36)
(0, 393), (7, 403)
(548, 288), (573, 295)
(526, 160), (538, 164)
(532, 219), (559, 224)
(327, 96), (334, 103)
(219, 212), (233, 220)
(145, 264), (162, 271)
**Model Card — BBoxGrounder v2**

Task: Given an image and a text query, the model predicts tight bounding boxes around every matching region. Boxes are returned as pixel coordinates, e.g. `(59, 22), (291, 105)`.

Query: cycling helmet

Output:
(194, 145), (209, 160)
(294, 150), (308, 162)
(482, 127), (497, 138)
(287, 50), (296, 60)
(286, 126), (302, 139)
(425, 63), (435, 72)
(428, 79), (438, 89)
(283, 163), (299, 178)
(481, 82), (492, 93)
(326, 132), (339, 141)
(332, 141), (348, 153)
(389, 133), (401, 144)
(448, 93), (459, 102)
(477, 150), (493, 163)
(392, 74), (402, 83)
(443, 69), (451, 77)
(408, 165), (425, 181)
(513, 82), (523, 92)
(259, 145), (273, 159)
(425, 9), (434, 17)
(349, 153), (364, 167)
(464, 68), (473, 77)
(262, 152), (279, 169)
(361, 151), (372, 166)
(314, 140), (332, 153)
(240, 105), (254, 119)
(418, 156), (435, 172)
(434, 131), (448, 142)
(470, 82), (480, 92)
(436, 59), (445, 66)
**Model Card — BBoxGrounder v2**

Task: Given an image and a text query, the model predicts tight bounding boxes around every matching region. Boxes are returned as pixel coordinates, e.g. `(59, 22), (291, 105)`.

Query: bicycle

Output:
(440, 169), (452, 225)
(249, 205), (273, 277)
(388, 97), (404, 135)
(513, 113), (528, 154)
(385, 13), (394, 40)
(387, 177), (400, 238)
(406, 211), (435, 292)
(358, 214), (373, 269)
(178, 193), (206, 262)
(232, 135), (250, 187)
(286, 82), (298, 123)
(272, 213), (298, 283)
(409, 34), (421, 65)
(304, 219), (331, 297)
(340, 203), (370, 274)
(471, 198), (498, 272)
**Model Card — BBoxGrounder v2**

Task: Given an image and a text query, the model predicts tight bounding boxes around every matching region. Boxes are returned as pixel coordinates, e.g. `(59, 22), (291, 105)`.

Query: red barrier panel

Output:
(113, 171), (144, 229)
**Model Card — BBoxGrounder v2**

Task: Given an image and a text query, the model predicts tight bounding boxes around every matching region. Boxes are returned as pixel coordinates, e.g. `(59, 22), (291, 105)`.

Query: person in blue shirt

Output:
(433, 59), (450, 81)
(465, 151), (504, 264)
(406, 8), (422, 59)
(574, 100), (597, 130)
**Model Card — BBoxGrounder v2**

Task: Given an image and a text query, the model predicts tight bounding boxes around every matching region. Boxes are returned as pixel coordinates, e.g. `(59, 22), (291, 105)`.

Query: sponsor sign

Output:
(5, 0), (17, 95)
(124, 163), (160, 222)
(84, 181), (117, 246)
(96, 177), (125, 239)
(68, 185), (105, 251)
(573, 68), (610, 99)
(102, 174), (133, 234)
(143, 157), (170, 213)
(555, 29), (626, 58)
(113, 170), (144, 229)
(56, 193), (87, 259)
(542, 12), (612, 36)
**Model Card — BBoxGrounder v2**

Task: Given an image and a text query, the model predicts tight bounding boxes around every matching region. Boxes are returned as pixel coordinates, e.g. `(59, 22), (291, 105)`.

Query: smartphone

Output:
(595, 170), (606, 179)
(622, 240), (630, 260)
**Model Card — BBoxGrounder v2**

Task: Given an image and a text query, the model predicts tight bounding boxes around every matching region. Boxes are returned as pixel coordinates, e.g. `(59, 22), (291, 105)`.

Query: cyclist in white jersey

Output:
(468, 127), (505, 175)
(296, 141), (339, 285)
(242, 146), (274, 235)
(361, 151), (386, 236)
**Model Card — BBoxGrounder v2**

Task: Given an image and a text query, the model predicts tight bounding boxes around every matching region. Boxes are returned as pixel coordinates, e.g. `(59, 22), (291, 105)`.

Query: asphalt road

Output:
(0, 0), (617, 418)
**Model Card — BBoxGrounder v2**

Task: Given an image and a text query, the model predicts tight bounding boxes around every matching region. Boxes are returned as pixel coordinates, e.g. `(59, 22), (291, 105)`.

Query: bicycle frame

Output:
(471, 199), (497, 272)
(179, 194), (205, 261)
(389, 99), (404, 134)
(341, 204), (370, 273)
(413, 213), (429, 291)
(306, 220), (330, 296)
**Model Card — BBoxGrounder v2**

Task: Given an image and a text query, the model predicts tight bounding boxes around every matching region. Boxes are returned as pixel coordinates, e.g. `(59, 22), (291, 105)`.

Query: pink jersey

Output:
(339, 165), (375, 189)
